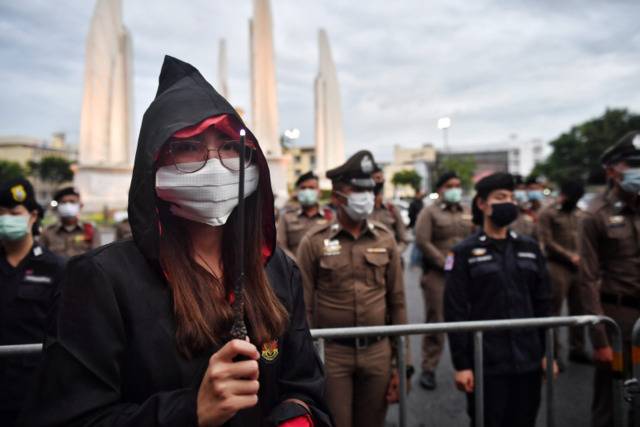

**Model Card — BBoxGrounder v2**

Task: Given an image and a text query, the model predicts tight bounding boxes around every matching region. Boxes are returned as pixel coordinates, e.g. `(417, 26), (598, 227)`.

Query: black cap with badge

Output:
(0, 177), (41, 212)
(295, 171), (318, 187)
(326, 150), (377, 189)
(601, 131), (640, 166)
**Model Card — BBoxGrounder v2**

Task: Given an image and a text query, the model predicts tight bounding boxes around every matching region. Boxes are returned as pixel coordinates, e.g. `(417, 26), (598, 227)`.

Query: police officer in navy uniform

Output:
(444, 172), (554, 427)
(0, 178), (65, 426)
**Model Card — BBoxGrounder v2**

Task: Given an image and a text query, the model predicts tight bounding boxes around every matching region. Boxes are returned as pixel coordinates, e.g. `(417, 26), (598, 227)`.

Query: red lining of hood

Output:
(171, 114), (274, 263)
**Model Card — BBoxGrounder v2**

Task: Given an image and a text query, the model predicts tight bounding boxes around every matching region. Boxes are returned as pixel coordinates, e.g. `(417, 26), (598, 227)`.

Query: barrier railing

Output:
(310, 315), (624, 427)
(628, 318), (640, 427)
(0, 316), (624, 427)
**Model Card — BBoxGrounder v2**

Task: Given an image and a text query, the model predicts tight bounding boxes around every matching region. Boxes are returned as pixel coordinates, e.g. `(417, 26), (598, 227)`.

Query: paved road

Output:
(385, 244), (595, 427)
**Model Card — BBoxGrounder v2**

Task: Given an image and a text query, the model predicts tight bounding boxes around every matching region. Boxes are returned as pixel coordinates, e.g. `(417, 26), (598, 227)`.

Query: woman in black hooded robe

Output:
(19, 56), (332, 427)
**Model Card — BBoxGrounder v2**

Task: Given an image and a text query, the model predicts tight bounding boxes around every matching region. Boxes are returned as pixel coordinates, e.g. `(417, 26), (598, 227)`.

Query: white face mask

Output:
(57, 202), (80, 219)
(338, 191), (374, 221)
(155, 158), (259, 227)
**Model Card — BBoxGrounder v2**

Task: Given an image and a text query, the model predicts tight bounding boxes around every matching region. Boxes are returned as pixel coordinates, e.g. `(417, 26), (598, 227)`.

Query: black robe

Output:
(19, 56), (331, 427)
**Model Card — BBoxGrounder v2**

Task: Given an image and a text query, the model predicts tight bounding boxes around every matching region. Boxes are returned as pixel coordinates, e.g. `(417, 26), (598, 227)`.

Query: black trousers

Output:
(466, 371), (542, 427)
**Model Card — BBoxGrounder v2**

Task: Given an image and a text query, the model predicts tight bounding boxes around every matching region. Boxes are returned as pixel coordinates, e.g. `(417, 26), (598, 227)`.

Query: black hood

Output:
(128, 55), (276, 264)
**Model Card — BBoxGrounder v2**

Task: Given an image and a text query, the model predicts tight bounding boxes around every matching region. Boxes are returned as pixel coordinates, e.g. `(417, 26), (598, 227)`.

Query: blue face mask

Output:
(0, 214), (30, 241)
(620, 168), (640, 194)
(528, 190), (544, 201)
(443, 188), (462, 204)
(514, 190), (529, 204)
(297, 188), (318, 207)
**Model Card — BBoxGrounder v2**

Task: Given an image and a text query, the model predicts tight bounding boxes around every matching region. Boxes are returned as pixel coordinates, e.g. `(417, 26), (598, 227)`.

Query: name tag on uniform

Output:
(323, 239), (341, 256)
(468, 255), (493, 264)
(23, 275), (52, 284)
(366, 248), (387, 254)
(517, 252), (537, 260)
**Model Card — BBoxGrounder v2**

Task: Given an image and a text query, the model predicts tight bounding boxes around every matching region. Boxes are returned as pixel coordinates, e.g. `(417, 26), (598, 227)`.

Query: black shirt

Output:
(0, 244), (64, 419)
(444, 229), (551, 376)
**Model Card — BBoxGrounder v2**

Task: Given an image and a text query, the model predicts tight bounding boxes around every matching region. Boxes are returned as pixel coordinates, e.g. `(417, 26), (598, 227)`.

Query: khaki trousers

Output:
(421, 270), (445, 372)
(324, 338), (392, 427)
(548, 261), (585, 355)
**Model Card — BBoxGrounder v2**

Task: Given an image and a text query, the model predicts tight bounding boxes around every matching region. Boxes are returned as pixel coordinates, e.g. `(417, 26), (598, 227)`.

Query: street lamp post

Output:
(437, 117), (451, 153)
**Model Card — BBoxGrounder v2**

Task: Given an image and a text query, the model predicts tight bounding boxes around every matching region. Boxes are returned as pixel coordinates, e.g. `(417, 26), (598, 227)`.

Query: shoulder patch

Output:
(444, 252), (455, 271)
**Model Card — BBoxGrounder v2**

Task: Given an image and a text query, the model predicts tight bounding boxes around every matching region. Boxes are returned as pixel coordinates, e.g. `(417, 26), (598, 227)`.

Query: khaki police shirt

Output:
(537, 205), (582, 266)
(370, 202), (410, 254)
(296, 220), (407, 330)
(579, 189), (640, 347)
(40, 222), (101, 258)
(415, 202), (473, 271)
(511, 210), (537, 239)
(276, 208), (330, 261)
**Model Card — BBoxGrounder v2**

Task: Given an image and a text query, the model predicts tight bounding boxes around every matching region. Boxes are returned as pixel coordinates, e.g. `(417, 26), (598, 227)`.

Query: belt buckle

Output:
(356, 337), (368, 349)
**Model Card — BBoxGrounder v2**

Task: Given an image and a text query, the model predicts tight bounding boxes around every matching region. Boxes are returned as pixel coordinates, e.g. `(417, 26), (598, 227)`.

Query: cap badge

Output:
(361, 155), (373, 173)
(10, 185), (26, 202)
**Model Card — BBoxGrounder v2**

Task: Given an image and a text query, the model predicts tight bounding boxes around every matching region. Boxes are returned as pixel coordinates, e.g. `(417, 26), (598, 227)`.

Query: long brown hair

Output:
(158, 189), (288, 357)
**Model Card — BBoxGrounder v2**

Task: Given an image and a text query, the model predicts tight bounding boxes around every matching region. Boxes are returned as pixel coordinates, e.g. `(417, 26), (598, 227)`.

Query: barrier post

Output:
(474, 331), (484, 427)
(397, 335), (407, 427)
(545, 328), (555, 427)
(600, 318), (625, 427)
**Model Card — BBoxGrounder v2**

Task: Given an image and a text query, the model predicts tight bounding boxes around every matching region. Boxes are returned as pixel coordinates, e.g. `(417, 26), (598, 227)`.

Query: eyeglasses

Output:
(168, 139), (256, 173)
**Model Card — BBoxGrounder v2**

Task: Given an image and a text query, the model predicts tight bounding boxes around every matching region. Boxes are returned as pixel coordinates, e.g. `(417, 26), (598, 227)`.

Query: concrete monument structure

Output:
(314, 29), (345, 189)
(75, 0), (133, 211)
(218, 39), (229, 99)
(249, 0), (288, 203)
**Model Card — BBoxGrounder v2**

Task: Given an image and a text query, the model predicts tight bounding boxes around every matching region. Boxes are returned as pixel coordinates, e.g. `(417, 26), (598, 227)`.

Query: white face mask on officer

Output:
(337, 190), (374, 222)
(57, 202), (80, 219)
(155, 158), (259, 227)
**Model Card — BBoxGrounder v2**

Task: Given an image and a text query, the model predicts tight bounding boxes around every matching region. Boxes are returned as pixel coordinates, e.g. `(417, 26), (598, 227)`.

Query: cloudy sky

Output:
(1, 0), (639, 161)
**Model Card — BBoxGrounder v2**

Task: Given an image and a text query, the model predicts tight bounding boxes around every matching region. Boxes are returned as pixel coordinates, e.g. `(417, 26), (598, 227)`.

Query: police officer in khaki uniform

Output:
(297, 150), (409, 427)
(579, 131), (640, 427)
(40, 187), (101, 258)
(537, 179), (588, 366)
(370, 167), (410, 254)
(277, 171), (332, 261)
(512, 175), (537, 238)
(414, 171), (473, 390)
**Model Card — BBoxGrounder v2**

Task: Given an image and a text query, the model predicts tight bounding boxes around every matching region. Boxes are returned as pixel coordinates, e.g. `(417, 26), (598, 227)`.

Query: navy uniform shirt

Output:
(444, 229), (551, 376)
(0, 244), (64, 416)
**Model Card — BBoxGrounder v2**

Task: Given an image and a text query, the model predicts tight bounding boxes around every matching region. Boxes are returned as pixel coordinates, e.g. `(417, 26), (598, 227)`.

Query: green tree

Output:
(537, 108), (640, 183)
(436, 155), (476, 190)
(0, 160), (26, 182)
(392, 169), (422, 192)
(28, 156), (74, 185)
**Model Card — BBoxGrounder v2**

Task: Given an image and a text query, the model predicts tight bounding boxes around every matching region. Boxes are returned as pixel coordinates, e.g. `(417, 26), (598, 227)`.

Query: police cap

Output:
(435, 171), (458, 190)
(601, 131), (640, 166)
(53, 186), (80, 202)
(475, 172), (514, 199)
(295, 171), (318, 187)
(326, 150), (376, 189)
(0, 177), (40, 212)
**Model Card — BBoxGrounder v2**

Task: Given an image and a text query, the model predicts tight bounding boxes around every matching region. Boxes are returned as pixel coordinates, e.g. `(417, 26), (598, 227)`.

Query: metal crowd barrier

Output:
(310, 315), (624, 427)
(0, 316), (624, 427)
(628, 318), (640, 427)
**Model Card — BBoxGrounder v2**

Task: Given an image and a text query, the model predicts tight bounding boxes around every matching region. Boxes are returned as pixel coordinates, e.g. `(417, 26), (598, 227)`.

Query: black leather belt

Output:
(330, 336), (385, 349)
(601, 292), (640, 310)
